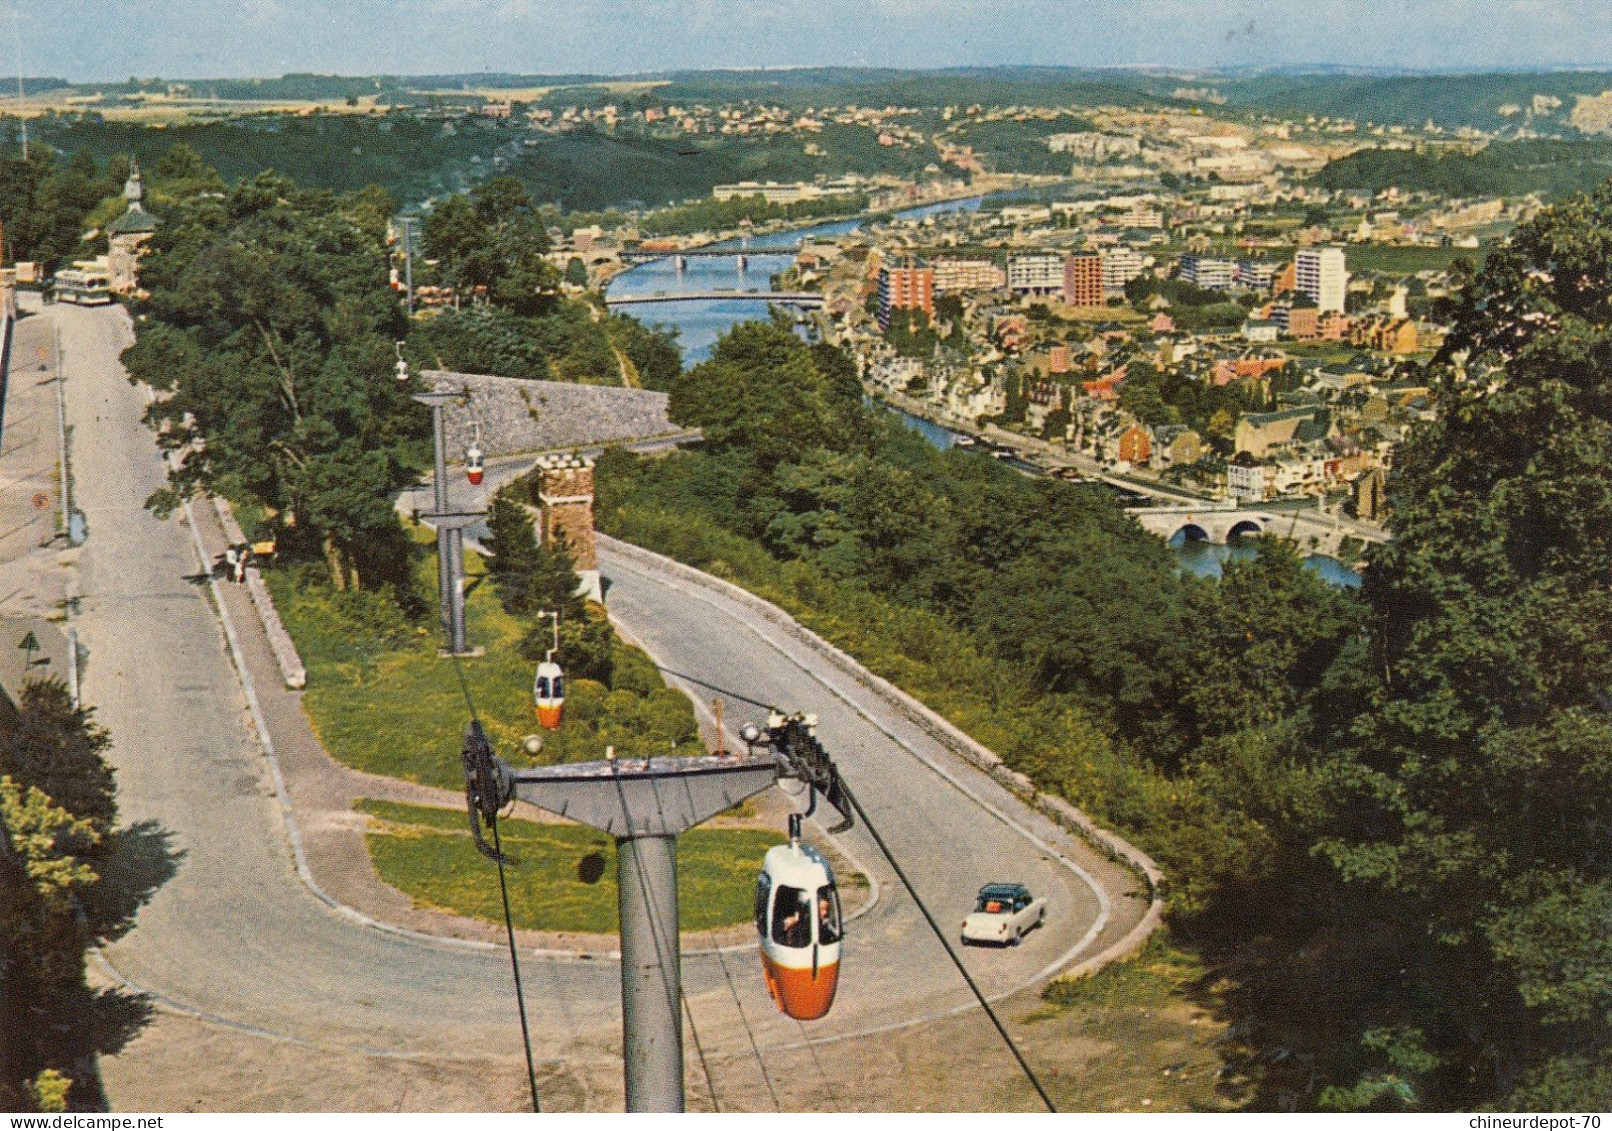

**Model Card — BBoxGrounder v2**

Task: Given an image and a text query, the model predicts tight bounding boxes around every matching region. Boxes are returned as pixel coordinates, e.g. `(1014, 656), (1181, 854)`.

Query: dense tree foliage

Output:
(638, 192), (866, 237)
(1307, 183), (1612, 1108)
(0, 147), (125, 268)
(405, 303), (681, 390)
(1317, 139), (1612, 200)
(124, 170), (423, 591)
(0, 681), (131, 1112)
(422, 177), (557, 315)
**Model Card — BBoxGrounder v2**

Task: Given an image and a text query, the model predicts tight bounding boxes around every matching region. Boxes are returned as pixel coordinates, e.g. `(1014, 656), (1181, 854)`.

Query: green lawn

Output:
(358, 799), (782, 933)
(266, 525), (703, 791)
(1325, 242), (1488, 276)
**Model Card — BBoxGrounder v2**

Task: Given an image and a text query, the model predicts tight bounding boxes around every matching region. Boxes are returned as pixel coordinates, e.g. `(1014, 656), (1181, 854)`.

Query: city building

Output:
(1008, 254), (1065, 296)
(1100, 246), (1146, 294)
(711, 180), (821, 204)
(1235, 406), (1325, 458)
(1295, 246), (1348, 313)
(1227, 452), (1268, 501)
(1242, 317), (1280, 343)
(1153, 426), (1204, 468)
(930, 258), (1005, 292)
(877, 263), (935, 330)
(1235, 260), (1275, 292)
(1112, 205), (1164, 229)
(1116, 423), (1152, 465)
(1179, 255), (1235, 291)
(1063, 251), (1103, 308)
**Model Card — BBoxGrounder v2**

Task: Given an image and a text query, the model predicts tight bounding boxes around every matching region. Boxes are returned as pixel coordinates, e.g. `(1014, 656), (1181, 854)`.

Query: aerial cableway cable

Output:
(835, 778), (1059, 1112)
(452, 655), (543, 1114)
(709, 932), (784, 1111)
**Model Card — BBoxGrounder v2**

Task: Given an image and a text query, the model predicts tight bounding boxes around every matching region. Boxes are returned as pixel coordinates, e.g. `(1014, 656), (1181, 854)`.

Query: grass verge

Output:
(266, 525), (702, 791)
(358, 798), (781, 933)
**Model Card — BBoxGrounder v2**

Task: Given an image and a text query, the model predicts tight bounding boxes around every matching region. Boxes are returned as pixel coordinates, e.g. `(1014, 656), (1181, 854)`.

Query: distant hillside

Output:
(641, 66), (1167, 110)
(1209, 70), (1612, 134)
(506, 123), (939, 211)
(1316, 138), (1612, 197)
(29, 113), (511, 202)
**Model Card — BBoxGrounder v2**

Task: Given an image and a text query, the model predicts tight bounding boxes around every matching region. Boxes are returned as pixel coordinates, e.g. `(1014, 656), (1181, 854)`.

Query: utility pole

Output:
(499, 752), (779, 1111)
(12, 8), (26, 161)
(411, 387), (481, 656)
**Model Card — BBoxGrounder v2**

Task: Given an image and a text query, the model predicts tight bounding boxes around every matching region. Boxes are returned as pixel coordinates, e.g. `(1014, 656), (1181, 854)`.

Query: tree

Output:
(565, 256), (589, 287)
(125, 169), (423, 591)
(0, 679), (115, 840)
(423, 177), (557, 315)
(1317, 180), (1612, 1107)
(668, 322), (866, 471)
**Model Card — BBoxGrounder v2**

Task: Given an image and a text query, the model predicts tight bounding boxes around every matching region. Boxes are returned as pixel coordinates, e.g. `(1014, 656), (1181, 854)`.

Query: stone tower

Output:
(536, 453), (601, 602)
(107, 158), (159, 296)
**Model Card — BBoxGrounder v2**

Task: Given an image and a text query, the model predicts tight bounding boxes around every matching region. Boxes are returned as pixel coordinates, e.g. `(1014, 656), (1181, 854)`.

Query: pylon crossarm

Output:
(509, 754), (779, 837)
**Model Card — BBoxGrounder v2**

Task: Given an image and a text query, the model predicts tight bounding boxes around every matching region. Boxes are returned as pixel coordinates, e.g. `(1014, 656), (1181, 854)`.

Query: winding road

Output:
(53, 301), (1150, 1109)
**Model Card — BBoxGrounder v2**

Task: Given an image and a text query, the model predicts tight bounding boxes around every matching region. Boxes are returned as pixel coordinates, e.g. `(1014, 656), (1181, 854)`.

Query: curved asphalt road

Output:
(57, 302), (1142, 1098)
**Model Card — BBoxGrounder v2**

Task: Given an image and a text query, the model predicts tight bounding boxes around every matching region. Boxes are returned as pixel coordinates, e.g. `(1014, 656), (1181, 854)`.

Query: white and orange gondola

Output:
(533, 610), (564, 729)
(755, 813), (842, 1021)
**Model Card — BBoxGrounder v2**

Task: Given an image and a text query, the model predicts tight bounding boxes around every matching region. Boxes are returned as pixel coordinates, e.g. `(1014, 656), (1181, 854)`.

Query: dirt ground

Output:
(93, 951), (1242, 1114)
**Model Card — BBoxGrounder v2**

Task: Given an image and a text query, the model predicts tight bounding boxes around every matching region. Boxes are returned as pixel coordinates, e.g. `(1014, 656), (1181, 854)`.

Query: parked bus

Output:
(55, 267), (113, 305)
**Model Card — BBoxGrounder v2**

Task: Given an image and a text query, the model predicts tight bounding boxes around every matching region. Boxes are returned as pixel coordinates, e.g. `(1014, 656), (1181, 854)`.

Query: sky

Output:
(17, 0), (1612, 82)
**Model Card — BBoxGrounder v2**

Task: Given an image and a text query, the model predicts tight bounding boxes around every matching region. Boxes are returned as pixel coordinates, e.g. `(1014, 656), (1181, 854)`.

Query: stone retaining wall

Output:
(425, 371), (681, 460)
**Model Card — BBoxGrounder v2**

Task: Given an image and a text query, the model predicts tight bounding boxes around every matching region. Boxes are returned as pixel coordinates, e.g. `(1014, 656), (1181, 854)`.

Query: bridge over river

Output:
(606, 289), (824, 308)
(1128, 503), (1391, 559)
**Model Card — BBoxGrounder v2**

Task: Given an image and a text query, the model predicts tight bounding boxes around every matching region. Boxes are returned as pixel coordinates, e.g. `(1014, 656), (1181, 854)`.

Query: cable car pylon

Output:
(462, 709), (850, 1113)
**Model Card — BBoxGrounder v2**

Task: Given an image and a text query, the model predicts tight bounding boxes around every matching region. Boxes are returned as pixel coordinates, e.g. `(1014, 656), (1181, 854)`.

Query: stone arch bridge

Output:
(1128, 506), (1278, 545)
(1127, 504), (1390, 559)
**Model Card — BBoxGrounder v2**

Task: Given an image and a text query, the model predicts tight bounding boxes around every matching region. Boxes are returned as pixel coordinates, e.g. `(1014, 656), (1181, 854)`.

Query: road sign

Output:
(32, 492), (50, 510)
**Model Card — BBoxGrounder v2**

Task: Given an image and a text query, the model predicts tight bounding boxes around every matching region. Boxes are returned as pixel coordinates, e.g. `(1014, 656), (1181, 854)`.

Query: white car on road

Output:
(961, 883), (1046, 946)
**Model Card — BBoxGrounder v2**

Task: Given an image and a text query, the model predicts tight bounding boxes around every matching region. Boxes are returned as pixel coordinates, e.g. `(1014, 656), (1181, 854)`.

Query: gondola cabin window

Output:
(772, 885), (812, 948)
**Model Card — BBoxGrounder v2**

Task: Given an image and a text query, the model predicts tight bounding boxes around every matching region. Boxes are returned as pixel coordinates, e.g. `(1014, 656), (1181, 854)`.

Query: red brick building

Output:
(1063, 251), (1103, 309)
(877, 264), (934, 329)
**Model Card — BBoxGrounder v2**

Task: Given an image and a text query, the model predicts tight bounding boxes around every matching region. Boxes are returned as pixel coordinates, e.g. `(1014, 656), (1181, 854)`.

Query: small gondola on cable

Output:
(466, 422), (485, 486)
(744, 712), (853, 1021)
(533, 609), (564, 729)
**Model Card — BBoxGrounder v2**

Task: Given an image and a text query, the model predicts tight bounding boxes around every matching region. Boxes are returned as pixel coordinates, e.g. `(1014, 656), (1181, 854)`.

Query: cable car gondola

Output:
(532, 610), (564, 729)
(755, 813), (841, 1021)
(466, 422), (485, 486)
